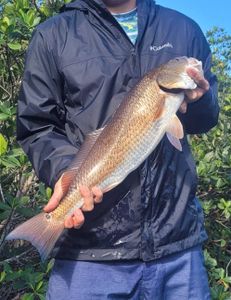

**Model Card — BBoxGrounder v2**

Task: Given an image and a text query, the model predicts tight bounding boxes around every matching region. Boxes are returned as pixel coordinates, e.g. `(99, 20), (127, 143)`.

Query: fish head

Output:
(156, 56), (203, 90)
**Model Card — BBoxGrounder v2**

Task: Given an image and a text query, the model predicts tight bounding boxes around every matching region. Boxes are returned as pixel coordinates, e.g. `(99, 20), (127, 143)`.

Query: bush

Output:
(0, 1), (230, 299)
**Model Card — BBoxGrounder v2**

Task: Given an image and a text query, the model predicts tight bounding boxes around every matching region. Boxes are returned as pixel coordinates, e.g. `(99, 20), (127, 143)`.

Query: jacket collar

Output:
(61, 0), (156, 48)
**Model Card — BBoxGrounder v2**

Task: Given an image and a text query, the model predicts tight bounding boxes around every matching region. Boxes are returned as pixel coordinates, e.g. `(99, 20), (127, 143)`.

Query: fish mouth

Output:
(188, 58), (203, 69)
(158, 72), (197, 92)
(159, 85), (185, 94)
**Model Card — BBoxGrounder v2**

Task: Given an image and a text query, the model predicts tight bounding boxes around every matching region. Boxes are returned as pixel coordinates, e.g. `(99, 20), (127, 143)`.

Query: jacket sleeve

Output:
(179, 23), (219, 134)
(17, 29), (77, 188)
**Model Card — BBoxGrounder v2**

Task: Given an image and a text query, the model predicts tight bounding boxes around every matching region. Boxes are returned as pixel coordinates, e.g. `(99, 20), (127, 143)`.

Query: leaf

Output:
(12, 279), (27, 290)
(216, 178), (225, 188)
(8, 155), (21, 166)
(0, 103), (11, 114)
(0, 113), (10, 121)
(46, 187), (52, 199)
(220, 239), (226, 247)
(204, 250), (217, 267)
(25, 10), (35, 27)
(18, 196), (30, 206)
(0, 210), (11, 221)
(32, 17), (41, 27)
(46, 259), (54, 274)
(0, 156), (21, 168)
(36, 281), (43, 291)
(37, 294), (46, 300)
(0, 202), (11, 211)
(11, 147), (24, 157)
(7, 42), (22, 50)
(224, 276), (231, 284)
(2, 17), (10, 27)
(0, 134), (8, 156)
(3, 262), (12, 272)
(15, 206), (36, 218)
(6, 269), (23, 281)
(0, 271), (6, 283)
(218, 203), (225, 210)
(224, 211), (230, 219)
(204, 151), (214, 162)
(21, 293), (35, 300)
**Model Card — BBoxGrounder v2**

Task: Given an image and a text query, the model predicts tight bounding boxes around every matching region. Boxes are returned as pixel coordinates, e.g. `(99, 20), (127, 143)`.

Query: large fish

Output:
(7, 57), (203, 260)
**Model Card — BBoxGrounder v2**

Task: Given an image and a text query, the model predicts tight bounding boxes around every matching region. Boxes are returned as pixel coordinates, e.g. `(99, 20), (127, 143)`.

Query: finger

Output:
(179, 101), (188, 114)
(185, 88), (205, 102)
(64, 215), (74, 229)
(186, 67), (209, 90)
(44, 188), (63, 213)
(72, 208), (85, 228)
(80, 185), (94, 212)
(92, 186), (103, 203)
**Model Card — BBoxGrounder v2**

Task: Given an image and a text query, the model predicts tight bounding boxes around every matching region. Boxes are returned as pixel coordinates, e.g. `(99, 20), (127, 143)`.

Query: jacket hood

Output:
(61, 0), (156, 13)
(60, 0), (108, 12)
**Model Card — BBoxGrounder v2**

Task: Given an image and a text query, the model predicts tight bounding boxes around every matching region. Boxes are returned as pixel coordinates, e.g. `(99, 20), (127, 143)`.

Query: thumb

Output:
(43, 185), (64, 213)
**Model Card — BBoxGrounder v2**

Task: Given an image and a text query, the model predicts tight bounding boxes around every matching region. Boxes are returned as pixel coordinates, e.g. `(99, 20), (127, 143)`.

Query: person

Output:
(17, 0), (219, 299)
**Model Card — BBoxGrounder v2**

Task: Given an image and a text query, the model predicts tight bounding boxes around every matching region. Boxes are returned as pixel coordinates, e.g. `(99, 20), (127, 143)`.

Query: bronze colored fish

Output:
(6, 57), (203, 260)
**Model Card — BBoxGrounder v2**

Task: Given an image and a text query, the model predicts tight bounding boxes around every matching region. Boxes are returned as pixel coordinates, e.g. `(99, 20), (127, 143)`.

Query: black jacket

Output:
(17, 0), (219, 261)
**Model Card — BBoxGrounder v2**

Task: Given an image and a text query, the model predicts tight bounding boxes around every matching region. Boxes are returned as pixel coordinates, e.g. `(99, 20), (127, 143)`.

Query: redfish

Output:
(6, 57), (203, 260)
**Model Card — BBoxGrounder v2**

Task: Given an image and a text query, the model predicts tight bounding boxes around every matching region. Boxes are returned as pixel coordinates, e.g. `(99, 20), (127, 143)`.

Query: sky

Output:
(157, 0), (231, 35)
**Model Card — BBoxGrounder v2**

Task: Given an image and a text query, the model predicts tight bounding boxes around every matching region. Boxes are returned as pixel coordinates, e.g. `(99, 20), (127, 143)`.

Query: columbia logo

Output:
(150, 42), (173, 51)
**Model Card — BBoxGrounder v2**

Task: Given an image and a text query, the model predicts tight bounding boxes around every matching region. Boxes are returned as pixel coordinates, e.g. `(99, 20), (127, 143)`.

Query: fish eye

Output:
(45, 213), (51, 220)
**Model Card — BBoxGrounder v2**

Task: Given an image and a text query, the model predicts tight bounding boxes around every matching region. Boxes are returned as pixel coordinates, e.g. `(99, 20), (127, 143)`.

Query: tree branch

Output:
(0, 183), (6, 203)
(32, 0), (46, 17)
(0, 247), (33, 265)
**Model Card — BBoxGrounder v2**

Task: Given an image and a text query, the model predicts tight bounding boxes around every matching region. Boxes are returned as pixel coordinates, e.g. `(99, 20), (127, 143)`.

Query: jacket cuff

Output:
(180, 87), (219, 134)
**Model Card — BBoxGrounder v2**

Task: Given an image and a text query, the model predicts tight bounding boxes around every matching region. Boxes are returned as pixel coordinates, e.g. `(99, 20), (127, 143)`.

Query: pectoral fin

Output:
(166, 132), (182, 151)
(166, 115), (184, 139)
(166, 115), (184, 151)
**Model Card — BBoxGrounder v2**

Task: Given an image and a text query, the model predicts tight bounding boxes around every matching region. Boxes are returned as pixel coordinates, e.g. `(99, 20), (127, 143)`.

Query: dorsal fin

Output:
(61, 127), (104, 192)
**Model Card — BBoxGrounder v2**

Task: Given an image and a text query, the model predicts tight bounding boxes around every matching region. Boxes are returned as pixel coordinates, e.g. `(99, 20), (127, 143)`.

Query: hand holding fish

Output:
(179, 66), (210, 113)
(44, 177), (103, 229)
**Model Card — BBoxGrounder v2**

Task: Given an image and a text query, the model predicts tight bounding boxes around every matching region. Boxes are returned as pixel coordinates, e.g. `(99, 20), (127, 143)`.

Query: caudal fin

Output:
(6, 212), (64, 261)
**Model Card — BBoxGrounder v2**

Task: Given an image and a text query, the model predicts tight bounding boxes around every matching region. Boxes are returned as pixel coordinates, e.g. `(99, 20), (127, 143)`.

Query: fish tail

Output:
(6, 212), (64, 261)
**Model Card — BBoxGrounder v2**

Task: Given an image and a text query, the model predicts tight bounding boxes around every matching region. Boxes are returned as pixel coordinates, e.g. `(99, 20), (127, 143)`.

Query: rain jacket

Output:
(17, 0), (219, 261)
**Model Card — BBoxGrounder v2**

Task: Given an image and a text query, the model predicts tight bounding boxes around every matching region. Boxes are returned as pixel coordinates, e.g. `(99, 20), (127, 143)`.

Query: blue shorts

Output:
(46, 245), (211, 299)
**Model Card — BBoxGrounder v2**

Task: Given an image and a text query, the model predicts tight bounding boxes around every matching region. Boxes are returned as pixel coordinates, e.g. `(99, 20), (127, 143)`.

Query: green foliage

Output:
(0, 259), (54, 300)
(0, 1), (230, 299)
(0, 1), (70, 299)
(190, 26), (231, 299)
